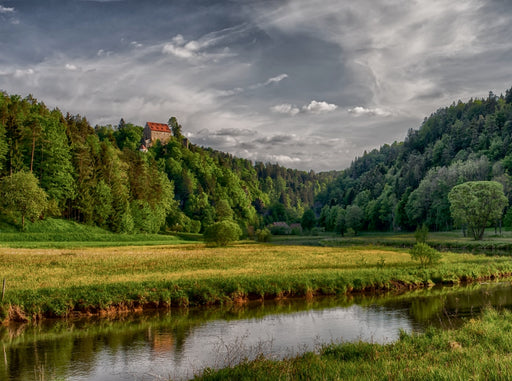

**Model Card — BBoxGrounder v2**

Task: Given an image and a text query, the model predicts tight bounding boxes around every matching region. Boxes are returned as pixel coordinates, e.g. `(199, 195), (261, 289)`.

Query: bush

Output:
(268, 222), (291, 235)
(409, 242), (442, 268)
(255, 228), (271, 242)
(414, 224), (429, 243)
(204, 220), (242, 246)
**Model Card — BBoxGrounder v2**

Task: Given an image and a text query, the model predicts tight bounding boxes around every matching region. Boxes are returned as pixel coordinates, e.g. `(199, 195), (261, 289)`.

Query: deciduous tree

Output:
(448, 181), (508, 240)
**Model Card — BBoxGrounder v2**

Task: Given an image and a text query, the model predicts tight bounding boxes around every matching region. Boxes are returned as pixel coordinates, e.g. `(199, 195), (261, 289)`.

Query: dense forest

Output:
(317, 88), (512, 234)
(0, 92), (335, 234)
(1, 87), (512, 235)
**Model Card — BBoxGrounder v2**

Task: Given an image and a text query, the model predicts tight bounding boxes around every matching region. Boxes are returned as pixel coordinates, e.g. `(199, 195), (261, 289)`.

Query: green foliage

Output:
(203, 220), (242, 246)
(448, 181), (508, 240)
(414, 224), (429, 243)
(301, 208), (316, 231)
(0, 171), (48, 229)
(409, 242), (442, 268)
(316, 87), (512, 233)
(345, 205), (364, 234)
(255, 228), (271, 242)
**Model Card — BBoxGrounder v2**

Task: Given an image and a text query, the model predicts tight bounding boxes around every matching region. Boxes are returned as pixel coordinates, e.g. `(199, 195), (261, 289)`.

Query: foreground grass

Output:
(196, 308), (512, 380)
(2, 242), (512, 321)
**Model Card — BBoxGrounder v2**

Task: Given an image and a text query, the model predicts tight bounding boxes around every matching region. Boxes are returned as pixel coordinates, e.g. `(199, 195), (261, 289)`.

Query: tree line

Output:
(316, 87), (512, 234)
(0, 92), (334, 233)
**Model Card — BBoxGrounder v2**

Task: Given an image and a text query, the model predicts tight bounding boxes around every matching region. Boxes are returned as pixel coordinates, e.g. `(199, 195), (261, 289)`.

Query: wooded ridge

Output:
(0, 87), (511, 234)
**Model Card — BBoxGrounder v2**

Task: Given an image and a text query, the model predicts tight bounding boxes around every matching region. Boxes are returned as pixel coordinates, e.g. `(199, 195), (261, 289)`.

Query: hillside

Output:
(0, 92), (335, 233)
(317, 87), (512, 233)
(2, 88), (512, 235)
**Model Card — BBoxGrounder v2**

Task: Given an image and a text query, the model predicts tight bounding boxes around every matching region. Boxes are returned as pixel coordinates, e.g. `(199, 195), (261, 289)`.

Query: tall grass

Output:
(2, 243), (512, 321)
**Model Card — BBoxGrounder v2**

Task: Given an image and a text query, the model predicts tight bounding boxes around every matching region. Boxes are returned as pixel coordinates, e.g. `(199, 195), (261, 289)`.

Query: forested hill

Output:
(0, 92), (336, 233)
(316, 87), (512, 233)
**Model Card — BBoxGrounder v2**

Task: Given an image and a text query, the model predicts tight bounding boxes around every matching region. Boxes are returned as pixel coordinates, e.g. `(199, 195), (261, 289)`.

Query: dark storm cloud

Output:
(1, 0), (511, 170)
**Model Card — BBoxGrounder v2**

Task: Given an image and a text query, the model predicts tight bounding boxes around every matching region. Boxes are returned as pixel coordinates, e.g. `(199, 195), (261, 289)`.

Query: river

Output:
(2, 281), (512, 380)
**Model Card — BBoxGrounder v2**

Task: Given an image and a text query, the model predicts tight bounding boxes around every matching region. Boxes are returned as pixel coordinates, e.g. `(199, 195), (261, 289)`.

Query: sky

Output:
(1, 0), (511, 172)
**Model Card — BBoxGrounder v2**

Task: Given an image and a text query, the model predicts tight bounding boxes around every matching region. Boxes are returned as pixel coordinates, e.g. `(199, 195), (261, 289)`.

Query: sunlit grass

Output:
(2, 242), (512, 319)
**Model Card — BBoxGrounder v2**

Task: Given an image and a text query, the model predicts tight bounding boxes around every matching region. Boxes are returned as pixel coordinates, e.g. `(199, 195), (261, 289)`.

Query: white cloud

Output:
(302, 100), (338, 113)
(264, 73), (288, 85)
(130, 41), (143, 48)
(0, 5), (14, 13)
(348, 106), (392, 117)
(65, 63), (79, 71)
(271, 100), (338, 116)
(14, 68), (34, 78)
(271, 103), (300, 116)
(162, 41), (195, 59)
(266, 154), (302, 165)
(162, 28), (242, 62)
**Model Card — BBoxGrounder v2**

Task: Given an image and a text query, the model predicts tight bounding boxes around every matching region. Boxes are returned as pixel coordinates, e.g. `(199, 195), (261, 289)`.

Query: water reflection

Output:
(1, 281), (512, 381)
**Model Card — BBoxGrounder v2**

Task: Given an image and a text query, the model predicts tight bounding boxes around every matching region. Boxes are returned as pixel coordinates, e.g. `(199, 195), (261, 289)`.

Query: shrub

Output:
(255, 228), (271, 242)
(414, 224), (429, 243)
(268, 222), (291, 235)
(204, 220), (242, 246)
(410, 242), (442, 268)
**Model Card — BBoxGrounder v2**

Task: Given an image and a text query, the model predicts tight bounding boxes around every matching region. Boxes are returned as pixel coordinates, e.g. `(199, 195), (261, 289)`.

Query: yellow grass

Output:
(0, 243), (414, 291)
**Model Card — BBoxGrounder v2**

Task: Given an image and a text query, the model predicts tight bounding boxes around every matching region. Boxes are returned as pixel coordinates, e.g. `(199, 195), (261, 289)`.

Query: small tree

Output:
(345, 205), (364, 235)
(448, 181), (508, 240)
(0, 171), (48, 229)
(409, 242), (442, 268)
(255, 228), (271, 242)
(414, 224), (429, 243)
(204, 220), (242, 246)
(301, 208), (316, 231)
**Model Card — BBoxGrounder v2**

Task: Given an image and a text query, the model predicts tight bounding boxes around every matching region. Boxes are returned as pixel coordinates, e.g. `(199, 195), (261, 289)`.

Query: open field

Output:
(0, 218), (202, 248)
(196, 308), (512, 380)
(3, 242), (512, 321)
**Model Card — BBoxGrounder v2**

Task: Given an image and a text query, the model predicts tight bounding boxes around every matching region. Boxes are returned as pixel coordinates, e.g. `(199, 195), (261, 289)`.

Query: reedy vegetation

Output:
(196, 309), (512, 380)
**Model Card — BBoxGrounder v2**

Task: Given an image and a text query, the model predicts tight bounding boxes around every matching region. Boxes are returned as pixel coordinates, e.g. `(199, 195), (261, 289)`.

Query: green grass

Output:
(0, 218), (200, 248)
(195, 308), (512, 380)
(3, 241), (512, 321)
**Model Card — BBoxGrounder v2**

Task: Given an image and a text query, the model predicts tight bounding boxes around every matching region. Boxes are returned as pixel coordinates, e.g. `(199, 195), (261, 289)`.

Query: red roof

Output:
(146, 122), (171, 133)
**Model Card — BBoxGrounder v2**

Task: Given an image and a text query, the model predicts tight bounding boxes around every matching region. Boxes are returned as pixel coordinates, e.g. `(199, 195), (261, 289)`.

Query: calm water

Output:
(2, 281), (512, 380)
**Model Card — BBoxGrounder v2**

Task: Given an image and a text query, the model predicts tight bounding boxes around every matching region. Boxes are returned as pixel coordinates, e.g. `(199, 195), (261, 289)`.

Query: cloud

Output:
(0, 5), (14, 13)
(162, 26), (245, 62)
(13, 68), (34, 78)
(303, 100), (338, 113)
(263, 74), (288, 85)
(348, 106), (392, 117)
(271, 100), (338, 115)
(65, 64), (79, 71)
(3, 1), (512, 171)
(271, 103), (300, 116)
(216, 73), (289, 97)
(266, 154), (302, 165)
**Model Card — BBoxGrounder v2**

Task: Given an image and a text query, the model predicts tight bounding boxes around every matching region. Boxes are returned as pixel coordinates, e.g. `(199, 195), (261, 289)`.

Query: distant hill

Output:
(316, 87), (512, 233)
(0, 92), (336, 234)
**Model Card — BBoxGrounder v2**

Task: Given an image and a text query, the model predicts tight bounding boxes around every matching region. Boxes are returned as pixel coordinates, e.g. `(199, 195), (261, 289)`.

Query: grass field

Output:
(3, 240), (512, 321)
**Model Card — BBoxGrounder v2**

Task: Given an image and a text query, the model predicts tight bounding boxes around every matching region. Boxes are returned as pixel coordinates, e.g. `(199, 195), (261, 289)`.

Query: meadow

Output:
(3, 236), (512, 322)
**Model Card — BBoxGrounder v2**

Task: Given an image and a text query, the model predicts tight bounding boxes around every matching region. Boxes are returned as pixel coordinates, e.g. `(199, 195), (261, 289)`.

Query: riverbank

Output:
(3, 243), (512, 323)
(195, 308), (512, 380)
